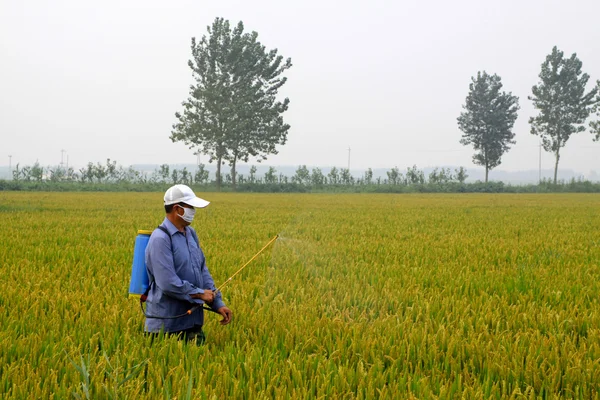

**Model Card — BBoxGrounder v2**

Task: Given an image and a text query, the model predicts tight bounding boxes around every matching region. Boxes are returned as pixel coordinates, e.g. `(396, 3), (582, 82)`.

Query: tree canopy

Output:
(171, 18), (292, 190)
(458, 71), (520, 182)
(529, 46), (598, 184)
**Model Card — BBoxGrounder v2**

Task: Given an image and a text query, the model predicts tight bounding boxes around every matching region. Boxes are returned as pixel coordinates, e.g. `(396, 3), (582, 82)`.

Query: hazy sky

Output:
(1, 0), (599, 175)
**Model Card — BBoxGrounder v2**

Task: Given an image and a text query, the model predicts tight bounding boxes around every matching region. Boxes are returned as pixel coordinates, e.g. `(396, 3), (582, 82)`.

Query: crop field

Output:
(0, 192), (599, 398)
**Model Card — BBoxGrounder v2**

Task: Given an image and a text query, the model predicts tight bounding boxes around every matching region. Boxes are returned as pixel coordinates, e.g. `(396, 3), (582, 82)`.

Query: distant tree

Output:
(458, 71), (520, 182)
(30, 162), (44, 182)
(311, 167), (325, 186)
(293, 165), (310, 185)
(83, 162), (95, 183)
(180, 167), (191, 185)
(328, 167), (339, 185)
(171, 18), (292, 190)
(454, 167), (469, 184)
(429, 167), (453, 184)
(158, 164), (170, 183)
(363, 168), (373, 185)
(93, 162), (107, 183)
(386, 167), (402, 185)
(249, 165), (257, 184)
(264, 166), (277, 184)
(406, 165), (425, 185)
(529, 47), (598, 184)
(12, 164), (21, 182)
(123, 166), (140, 183)
(171, 169), (180, 184)
(106, 159), (118, 182)
(49, 166), (65, 182)
(340, 168), (353, 185)
(195, 164), (210, 184)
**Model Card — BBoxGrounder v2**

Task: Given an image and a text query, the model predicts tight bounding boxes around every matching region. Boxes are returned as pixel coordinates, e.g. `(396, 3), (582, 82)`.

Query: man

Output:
(144, 184), (232, 344)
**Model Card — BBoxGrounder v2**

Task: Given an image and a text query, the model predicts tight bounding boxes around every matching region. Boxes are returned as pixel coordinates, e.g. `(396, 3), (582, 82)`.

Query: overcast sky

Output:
(1, 0), (599, 175)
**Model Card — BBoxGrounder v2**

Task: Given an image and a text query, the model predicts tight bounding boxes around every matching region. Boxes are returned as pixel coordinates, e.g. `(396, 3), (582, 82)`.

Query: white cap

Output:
(164, 184), (210, 208)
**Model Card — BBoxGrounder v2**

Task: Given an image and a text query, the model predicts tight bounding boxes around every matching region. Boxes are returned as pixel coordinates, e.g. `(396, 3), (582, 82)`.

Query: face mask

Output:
(177, 206), (196, 223)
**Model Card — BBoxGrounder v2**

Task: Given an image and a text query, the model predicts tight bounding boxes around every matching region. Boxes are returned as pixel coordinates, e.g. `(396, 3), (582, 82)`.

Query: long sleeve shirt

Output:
(144, 217), (225, 333)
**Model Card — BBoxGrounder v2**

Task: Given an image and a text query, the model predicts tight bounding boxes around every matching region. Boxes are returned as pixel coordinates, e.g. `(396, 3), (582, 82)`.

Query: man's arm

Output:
(200, 261), (226, 310)
(200, 260), (232, 324)
(190, 229), (231, 324)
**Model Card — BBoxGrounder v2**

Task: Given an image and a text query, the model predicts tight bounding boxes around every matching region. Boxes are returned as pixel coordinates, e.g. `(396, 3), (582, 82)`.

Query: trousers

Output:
(147, 325), (206, 345)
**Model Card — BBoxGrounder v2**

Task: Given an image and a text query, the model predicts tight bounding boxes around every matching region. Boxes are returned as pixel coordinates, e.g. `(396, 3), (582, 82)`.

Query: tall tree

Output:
(458, 71), (520, 182)
(529, 47), (598, 184)
(590, 81), (600, 142)
(171, 18), (292, 190)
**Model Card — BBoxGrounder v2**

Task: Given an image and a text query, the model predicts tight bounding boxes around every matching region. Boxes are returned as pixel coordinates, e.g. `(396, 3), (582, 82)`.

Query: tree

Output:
(249, 165), (257, 184)
(340, 168), (353, 185)
(311, 168), (325, 186)
(590, 81), (600, 142)
(458, 71), (520, 182)
(158, 164), (170, 184)
(106, 159), (118, 182)
(529, 47), (598, 184)
(328, 167), (339, 185)
(386, 167), (402, 185)
(429, 167), (453, 184)
(363, 168), (373, 185)
(12, 164), (23, 181)
(195, 164), (210, 184)
(93, 162), (107, 183)
(293, 165), (310, 185)
(30, 162), (44, 182)
(171, 18), (292, 191)
(171, 169), (180, 184)
(454, 167), (469, 184)
(406, 165), (424, 185)
(264, 167), (277, 184)
(180, 167), (191, 185)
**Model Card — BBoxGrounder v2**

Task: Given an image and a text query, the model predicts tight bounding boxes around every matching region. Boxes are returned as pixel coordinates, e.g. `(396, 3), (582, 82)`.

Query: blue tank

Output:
(128, 230), (152, 297)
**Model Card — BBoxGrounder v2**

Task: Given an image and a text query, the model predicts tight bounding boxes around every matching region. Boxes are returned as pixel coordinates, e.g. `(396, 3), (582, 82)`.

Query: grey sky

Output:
(1, 0), (599, 176)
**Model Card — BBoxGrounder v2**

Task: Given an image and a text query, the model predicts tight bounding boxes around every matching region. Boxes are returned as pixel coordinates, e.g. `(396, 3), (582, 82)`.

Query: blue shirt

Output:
(144, 217), (225, 333)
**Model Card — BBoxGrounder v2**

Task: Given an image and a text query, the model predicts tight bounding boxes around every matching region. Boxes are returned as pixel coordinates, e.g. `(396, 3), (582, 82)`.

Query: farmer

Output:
(144, 184), (232, 344)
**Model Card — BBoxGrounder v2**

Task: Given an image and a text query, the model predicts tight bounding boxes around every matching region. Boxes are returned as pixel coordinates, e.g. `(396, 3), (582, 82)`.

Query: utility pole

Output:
(61, 149), (66, 169)
(8, 155), (12, 179)
(347, 146), (351, 171)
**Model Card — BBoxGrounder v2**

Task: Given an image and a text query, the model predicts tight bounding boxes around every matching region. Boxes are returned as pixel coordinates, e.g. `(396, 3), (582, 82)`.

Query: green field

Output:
(0, 192), (599, 398)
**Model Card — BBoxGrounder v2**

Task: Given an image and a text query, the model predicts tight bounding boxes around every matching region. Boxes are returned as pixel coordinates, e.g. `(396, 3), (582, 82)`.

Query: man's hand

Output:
(192, 290), (214, 303)
(217, 306), (232, 325)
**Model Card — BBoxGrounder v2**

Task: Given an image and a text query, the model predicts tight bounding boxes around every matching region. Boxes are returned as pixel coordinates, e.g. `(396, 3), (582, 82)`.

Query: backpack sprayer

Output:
(128, 230), (278, 319)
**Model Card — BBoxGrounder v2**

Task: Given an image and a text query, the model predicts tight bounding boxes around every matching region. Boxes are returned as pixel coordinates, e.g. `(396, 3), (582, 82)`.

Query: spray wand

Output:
(142, 235), (279, 319)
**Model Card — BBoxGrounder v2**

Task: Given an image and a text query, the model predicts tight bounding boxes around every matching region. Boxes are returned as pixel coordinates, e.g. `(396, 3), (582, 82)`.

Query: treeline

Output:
(3, 160), (600, 193)
(8, 160), (468, 186)
(8, 159), (209, 185)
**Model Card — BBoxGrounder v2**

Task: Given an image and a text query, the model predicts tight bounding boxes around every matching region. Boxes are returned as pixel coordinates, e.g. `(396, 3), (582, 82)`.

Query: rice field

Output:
(0, 192), (599, 399)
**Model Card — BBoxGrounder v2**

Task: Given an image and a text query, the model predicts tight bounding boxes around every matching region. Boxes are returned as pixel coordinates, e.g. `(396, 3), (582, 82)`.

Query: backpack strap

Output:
(140, 225), (173, 302)
(156, 225), (171, 244)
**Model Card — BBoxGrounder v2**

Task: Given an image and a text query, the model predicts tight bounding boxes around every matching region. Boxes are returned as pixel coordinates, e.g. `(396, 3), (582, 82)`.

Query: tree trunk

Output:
(231, 155), (237, 192)
(216, 157), (222, 191)
(485, 165), (489, 183)
(553, 149), (560, 185)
